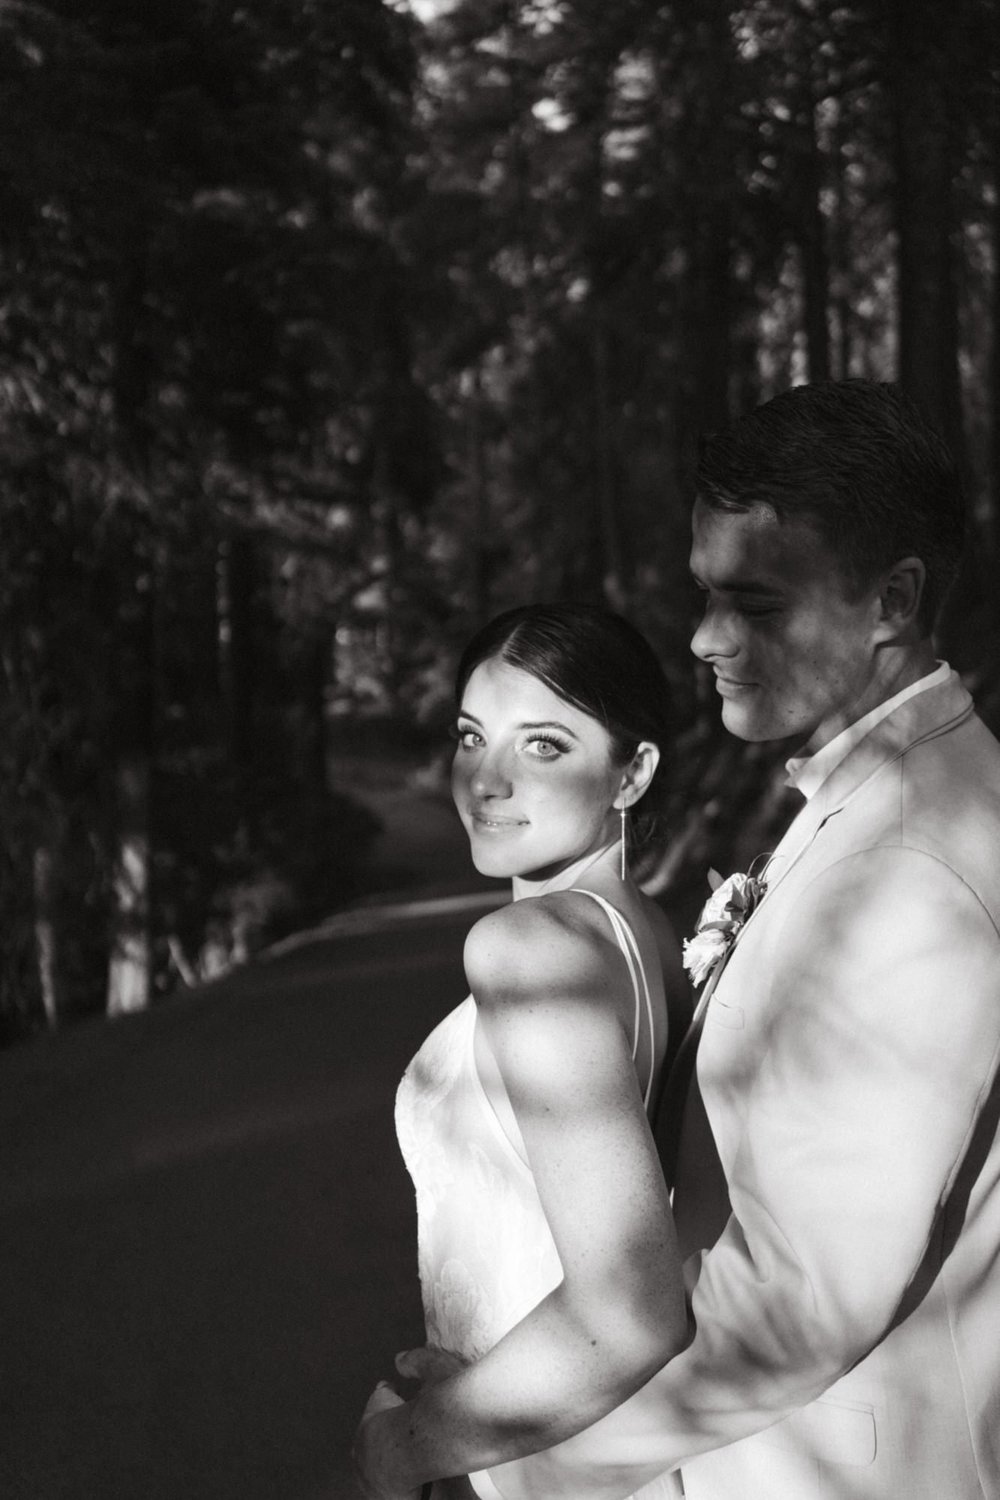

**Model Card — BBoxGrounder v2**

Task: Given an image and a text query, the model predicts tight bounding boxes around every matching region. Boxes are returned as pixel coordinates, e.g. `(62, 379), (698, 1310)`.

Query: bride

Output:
(353, 603), (690, 1500)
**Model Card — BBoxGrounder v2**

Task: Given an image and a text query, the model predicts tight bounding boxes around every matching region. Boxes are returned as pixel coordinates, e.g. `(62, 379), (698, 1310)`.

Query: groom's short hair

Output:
(695, 380), (966, 631)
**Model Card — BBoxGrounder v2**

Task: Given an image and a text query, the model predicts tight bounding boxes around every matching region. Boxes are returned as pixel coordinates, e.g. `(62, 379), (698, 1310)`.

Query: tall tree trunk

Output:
(105, 240), (156, 1016)
(829, 100), (853, 380)
(795, 87), (831, 384)
(219, 529), (263, 774)
(464, 366), (492, 628)
(105, 560), (155, 1018)
(105, 538), (156, 1017)
(887, 0), (965, 457)
(290, 632), (330, 790)
(32, 841), (62, 1030)
(592, 320), (628, 610)
(680, 212), (733, 436)
(106, 756), (152, 1016)
(566, 59), (630, 606)
(887, 0), (986, 663)
(676, 8), (737, 446)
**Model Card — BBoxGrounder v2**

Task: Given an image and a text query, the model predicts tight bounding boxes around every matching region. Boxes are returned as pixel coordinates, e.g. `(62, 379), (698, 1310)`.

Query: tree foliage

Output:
(2, 0), (997, 1038)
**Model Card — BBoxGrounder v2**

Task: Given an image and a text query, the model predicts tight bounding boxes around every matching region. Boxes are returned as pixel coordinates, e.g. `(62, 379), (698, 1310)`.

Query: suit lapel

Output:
(659, 672), (976, 1200)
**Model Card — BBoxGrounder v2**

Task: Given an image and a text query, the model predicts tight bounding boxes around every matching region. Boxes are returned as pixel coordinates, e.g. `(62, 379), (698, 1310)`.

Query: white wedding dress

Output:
(395, 891), (680, 1500)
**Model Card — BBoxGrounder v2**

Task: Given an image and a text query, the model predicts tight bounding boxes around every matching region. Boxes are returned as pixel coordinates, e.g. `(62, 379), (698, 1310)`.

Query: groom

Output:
(478, 380), (1000, 1499)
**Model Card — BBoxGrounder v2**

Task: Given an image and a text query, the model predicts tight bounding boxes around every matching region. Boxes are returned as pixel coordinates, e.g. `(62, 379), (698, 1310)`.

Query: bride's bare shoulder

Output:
(463, 893), (612, 1005)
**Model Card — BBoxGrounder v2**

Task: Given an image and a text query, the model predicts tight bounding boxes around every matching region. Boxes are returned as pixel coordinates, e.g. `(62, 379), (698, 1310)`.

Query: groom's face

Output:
(689, 498), (884, 750)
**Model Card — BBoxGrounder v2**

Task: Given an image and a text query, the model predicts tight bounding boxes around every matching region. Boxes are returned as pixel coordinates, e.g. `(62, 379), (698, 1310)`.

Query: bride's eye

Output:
(524, 733), (570, 759)
(452, 722), (484, 751)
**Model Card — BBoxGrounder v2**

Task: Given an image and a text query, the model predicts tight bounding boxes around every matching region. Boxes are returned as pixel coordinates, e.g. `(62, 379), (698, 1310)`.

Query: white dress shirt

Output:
(785, 660), (951, 801)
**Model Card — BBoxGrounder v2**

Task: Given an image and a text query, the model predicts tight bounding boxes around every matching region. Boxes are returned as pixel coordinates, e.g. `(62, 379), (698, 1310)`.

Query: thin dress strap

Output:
(570, 890), (657, 1109)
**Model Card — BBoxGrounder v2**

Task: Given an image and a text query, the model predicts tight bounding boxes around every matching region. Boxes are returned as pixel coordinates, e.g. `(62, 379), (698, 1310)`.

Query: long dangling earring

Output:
(620, 804), (628, 882)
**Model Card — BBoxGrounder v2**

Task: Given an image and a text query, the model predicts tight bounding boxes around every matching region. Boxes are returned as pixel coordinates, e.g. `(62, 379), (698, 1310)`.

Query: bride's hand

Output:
(352, 1381), (422, 1500)
(395, 1346), (466, 1389)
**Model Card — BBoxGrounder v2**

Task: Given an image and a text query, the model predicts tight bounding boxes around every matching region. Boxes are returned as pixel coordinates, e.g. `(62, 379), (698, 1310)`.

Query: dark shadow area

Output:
(0, 913), (475, 1499)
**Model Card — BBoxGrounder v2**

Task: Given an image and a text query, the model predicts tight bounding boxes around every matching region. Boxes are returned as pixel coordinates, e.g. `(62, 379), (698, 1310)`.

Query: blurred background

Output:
(0, 0), (997, 1494)
(2, 0), (999, 1034)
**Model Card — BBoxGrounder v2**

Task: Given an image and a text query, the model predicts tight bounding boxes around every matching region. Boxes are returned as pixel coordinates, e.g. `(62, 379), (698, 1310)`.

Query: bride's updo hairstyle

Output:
(455, 603), (674, 856)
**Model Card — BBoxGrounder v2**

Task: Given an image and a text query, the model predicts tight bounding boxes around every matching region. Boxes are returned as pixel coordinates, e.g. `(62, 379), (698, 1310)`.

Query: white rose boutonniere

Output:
(682, 866), (767, 988)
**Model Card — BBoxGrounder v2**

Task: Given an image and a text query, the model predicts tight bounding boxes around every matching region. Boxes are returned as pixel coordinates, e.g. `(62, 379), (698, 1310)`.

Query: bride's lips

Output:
(470, 809), (528, 832)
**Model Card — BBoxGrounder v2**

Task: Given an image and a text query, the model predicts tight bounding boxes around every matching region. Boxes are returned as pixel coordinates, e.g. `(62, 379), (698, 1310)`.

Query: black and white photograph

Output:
(2, 2), (999, 1497)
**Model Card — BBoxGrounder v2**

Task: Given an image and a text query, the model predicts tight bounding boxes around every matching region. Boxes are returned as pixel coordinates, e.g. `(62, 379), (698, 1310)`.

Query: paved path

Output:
(0, 894), (504, 1500)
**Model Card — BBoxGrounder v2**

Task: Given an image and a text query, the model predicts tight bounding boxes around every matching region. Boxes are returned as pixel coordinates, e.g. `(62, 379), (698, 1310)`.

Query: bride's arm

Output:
(354, 899), (688, 1498)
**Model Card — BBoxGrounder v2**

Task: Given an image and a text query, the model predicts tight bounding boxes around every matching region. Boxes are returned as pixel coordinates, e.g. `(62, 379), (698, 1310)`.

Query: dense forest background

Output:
(1, 0), (998, 1041)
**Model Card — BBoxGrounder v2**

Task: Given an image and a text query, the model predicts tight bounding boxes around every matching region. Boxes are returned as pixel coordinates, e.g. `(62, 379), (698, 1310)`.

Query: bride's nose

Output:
(471, 748), (514, 800)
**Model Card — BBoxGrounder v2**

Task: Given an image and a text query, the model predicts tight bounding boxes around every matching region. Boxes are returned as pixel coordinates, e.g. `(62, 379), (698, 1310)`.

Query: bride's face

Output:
(451, 657), (624, 882)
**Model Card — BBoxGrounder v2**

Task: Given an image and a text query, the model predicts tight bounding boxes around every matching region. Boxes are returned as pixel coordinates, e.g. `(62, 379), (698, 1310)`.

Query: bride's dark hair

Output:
(455, 602), (674, 854)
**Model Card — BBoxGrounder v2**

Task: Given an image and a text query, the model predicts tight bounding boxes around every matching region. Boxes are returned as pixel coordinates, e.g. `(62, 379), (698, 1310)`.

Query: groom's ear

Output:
(617, 741), (660, 808)
(874, 555), (926, 641)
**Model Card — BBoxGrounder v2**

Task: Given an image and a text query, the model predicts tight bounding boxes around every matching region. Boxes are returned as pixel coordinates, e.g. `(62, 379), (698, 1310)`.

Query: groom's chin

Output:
(720, 699), (776, 743)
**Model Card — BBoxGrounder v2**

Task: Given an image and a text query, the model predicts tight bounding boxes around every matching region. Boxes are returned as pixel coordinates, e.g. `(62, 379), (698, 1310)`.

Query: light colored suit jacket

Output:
(479, 670), (1000, 1500)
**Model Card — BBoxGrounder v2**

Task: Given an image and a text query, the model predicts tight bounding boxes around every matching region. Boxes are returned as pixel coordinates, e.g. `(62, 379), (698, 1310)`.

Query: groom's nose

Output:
(690, 600), (739, 662)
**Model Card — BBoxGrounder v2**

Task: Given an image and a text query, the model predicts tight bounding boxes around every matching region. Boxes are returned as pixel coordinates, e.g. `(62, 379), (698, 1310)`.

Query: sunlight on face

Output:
(689, 499), (884, 750)
(451, 658), (624, 882)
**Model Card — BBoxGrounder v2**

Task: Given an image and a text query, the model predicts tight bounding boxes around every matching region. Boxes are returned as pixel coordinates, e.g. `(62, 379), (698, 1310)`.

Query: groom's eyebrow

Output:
(690, 570), (782, 594)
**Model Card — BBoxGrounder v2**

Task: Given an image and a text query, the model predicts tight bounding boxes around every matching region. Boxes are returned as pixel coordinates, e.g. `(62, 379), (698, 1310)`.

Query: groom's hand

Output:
(361, 1378), (406, 1421)
(352, 1381), (422, 1500)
